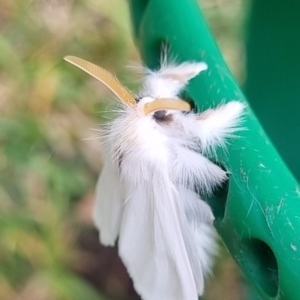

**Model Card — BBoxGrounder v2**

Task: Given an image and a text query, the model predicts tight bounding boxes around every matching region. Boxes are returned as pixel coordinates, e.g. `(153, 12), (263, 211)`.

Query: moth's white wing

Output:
(179, 186), (218, 278)
(93, 147), (123, 246)
(118, 160), (200, 300)
(191, 222), (218, 278)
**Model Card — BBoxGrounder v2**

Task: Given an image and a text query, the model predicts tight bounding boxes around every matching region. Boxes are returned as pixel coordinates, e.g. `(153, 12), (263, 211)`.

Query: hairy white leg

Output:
(170, 145), (227, 195)
(173, 101), (245, 154)
(196, 101), (246, 153)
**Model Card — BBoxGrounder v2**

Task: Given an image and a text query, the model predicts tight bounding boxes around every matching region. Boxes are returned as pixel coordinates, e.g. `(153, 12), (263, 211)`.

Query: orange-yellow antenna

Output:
(64, 56), (136, 106)
(143, 98), (191, 115)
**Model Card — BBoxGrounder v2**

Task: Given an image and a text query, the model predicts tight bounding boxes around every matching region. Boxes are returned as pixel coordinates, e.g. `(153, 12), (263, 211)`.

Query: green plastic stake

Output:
(245, 0), (300, 182)
(128, 0), (300, 299)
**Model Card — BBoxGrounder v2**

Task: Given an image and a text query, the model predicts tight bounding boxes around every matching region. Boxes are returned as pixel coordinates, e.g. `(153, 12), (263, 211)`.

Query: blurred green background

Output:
(0, 0), (250, 299)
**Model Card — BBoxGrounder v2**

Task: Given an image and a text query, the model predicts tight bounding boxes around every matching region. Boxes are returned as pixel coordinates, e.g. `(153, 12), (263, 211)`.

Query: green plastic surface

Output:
(245, 0), (300, 183)
(128, 0), (300, 299)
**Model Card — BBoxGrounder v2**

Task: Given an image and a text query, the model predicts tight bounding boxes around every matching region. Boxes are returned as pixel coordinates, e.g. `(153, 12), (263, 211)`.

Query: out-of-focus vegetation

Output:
(0, 1), (249, 299)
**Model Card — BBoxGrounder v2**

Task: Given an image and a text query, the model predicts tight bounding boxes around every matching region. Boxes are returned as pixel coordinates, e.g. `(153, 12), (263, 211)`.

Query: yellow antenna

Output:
(64, 56), (136, 106)
(144, 98), (191, 115)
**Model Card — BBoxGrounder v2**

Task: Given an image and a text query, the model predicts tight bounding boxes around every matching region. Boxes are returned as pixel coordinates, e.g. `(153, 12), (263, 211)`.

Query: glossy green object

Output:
(245, 0), (300, 183)
(128, 0), (300, 299)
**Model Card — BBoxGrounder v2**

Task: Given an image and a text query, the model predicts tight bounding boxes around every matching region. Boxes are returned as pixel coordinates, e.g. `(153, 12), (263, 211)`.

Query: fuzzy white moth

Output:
(64, 55), (244, 300)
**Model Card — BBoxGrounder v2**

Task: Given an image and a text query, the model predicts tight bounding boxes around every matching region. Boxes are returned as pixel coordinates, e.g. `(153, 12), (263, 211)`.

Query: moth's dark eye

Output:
(135, 97), (142, 103)
(153, 110), (166, 120)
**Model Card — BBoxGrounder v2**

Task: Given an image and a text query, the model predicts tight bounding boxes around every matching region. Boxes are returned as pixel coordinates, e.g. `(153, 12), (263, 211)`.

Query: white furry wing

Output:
(93, 146), (123, 246)
(118, 161), (199, 300)
(179, 186), (218, 279)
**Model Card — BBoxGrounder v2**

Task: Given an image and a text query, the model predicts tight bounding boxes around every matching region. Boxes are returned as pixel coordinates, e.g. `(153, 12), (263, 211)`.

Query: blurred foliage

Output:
(0, 0), (249, 299)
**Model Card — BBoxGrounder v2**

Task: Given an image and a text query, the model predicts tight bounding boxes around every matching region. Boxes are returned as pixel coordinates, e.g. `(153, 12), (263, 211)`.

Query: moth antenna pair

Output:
(64, 56), (191, 115)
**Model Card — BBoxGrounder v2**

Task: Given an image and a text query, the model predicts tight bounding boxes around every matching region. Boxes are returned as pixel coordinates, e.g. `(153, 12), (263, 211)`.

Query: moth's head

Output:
(64, 56), (191, 120)
(135, 96), (187, 124)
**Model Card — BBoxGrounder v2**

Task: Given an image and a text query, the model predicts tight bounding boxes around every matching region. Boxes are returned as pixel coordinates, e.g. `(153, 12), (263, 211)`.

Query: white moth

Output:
(64, 55), (245, 300)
